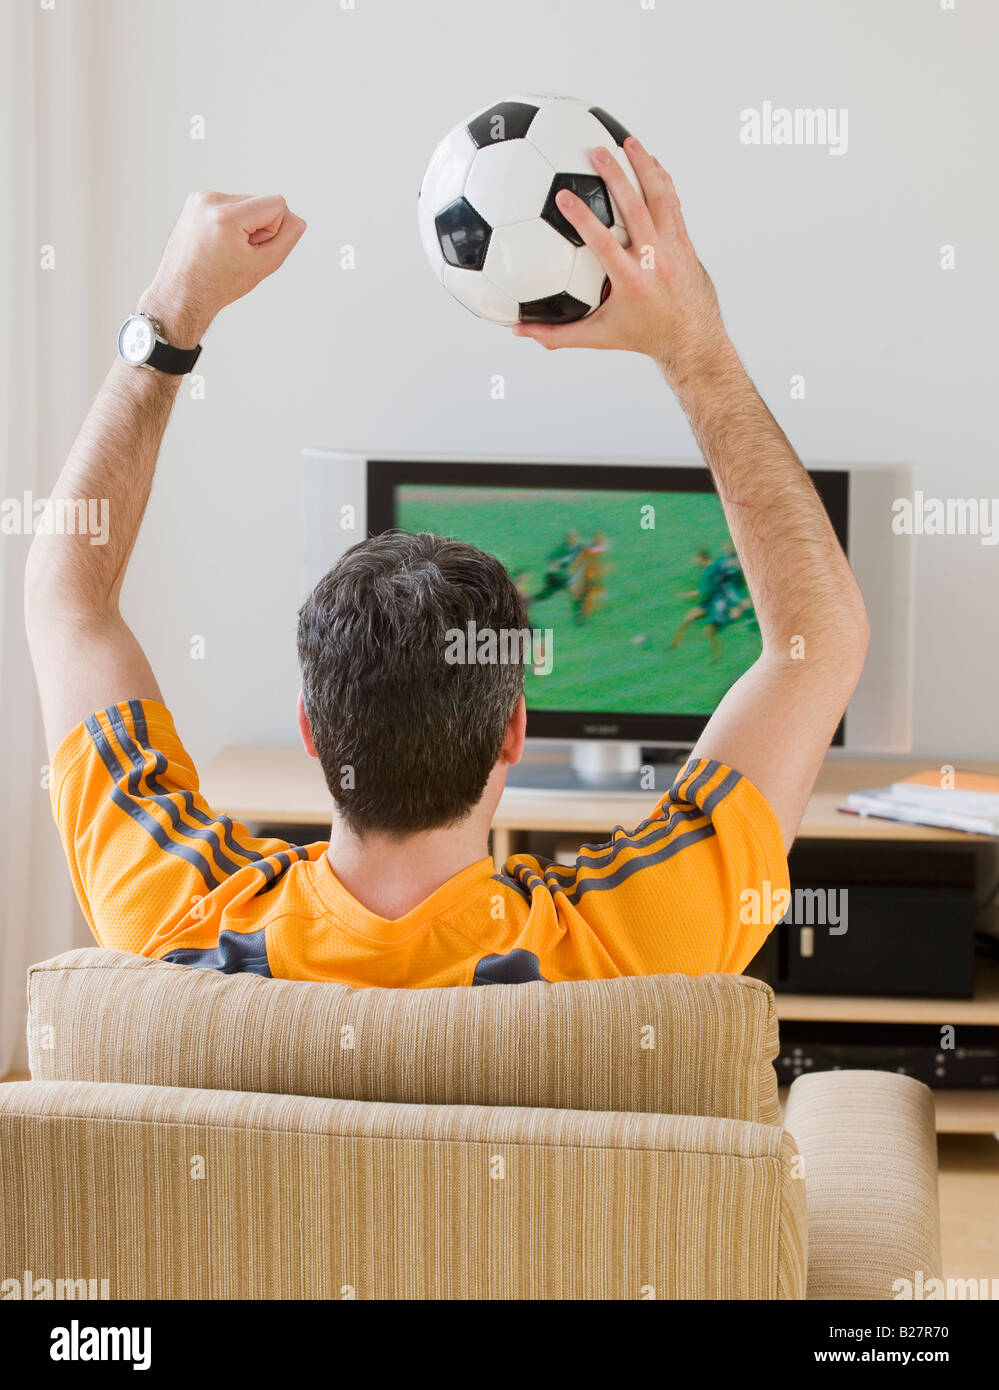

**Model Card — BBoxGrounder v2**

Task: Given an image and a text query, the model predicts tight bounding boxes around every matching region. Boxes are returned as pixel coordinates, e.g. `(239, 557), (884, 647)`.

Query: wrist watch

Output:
(117, 313), (202, 374)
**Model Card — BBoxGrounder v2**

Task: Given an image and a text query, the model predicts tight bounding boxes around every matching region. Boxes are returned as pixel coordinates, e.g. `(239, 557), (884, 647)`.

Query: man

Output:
(25, 138), (868, 986)
(569, 531), (610, 625)
(527, 529), (585, 608)
(670, 544), (753, 660)
(716, 541), (757, 631)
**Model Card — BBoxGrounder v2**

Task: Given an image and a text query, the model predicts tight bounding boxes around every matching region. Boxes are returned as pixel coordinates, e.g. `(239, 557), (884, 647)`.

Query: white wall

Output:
(76, 0), (998, 764)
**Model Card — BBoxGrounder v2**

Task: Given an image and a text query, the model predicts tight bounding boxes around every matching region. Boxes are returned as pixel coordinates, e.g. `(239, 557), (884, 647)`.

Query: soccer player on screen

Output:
(570, 531), (610, 624)
(527, 529), (585, 609)
(718, 541), (755, 625)
(27, 136), (867, 988)
(669, 546), (743, 660)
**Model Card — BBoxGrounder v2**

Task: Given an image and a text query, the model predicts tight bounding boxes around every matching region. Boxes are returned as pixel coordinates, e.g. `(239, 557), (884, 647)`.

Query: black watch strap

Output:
(148, 338), (202, 375)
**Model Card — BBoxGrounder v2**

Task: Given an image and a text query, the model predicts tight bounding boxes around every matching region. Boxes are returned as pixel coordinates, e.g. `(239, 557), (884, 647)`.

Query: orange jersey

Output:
(580, 553), (605, 583)
(51, 699), (789, 986)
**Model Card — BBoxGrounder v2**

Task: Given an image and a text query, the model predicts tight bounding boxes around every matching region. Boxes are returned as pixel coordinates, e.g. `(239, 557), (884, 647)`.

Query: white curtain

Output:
(0, 1), (94, 1074)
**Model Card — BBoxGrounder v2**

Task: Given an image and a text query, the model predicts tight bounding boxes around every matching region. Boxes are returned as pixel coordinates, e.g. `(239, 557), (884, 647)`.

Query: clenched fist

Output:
(138, 192), (307, 347)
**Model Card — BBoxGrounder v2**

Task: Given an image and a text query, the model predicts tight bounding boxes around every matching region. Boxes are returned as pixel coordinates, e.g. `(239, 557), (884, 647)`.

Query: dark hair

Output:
(297, 531), (529, 836)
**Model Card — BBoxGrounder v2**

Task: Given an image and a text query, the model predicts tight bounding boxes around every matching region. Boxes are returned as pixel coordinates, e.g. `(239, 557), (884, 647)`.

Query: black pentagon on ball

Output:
(589, 106), (631, 146)
(519, 292), (591, 325)
(435, 197), (491, 270)
(467, 100), (539, 148)
(541, 173), (613, 247)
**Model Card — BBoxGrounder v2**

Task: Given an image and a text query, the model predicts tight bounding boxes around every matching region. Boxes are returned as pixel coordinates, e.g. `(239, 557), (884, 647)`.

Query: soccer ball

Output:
(418, 94), (641, 326)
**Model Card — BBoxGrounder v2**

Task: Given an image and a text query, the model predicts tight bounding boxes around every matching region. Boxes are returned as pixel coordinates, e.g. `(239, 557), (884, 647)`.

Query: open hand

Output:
(513, 137), (729, 383)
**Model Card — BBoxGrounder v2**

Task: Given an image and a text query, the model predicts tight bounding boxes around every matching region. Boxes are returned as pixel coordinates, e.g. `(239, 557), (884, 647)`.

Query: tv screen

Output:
(369, 461), (848, 744)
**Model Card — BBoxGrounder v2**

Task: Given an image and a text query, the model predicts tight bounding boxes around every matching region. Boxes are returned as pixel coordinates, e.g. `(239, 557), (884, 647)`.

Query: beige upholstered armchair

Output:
(0, 949), (941, 1299)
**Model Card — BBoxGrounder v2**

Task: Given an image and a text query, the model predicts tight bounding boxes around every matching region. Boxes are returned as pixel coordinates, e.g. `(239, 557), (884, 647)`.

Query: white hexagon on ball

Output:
(417, 200), (444, 283)
(484, 220), (574, 303)
(610, 144), (643, 200)
(418, 125), (477, 212)
(565, 244), (607, 310)
(465, 139), (554, 228)
(444, 266), (519, 326)
(522, 100), (613, 176)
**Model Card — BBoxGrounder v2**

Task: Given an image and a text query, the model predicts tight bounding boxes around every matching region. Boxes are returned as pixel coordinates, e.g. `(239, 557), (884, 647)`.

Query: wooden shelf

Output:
(201, 746), (999, 843)
(774, 959), (999, 1134)
(772, 958), (999, 1026)
(492, 757), (999, 842)
(934, 1091), (999, 1134)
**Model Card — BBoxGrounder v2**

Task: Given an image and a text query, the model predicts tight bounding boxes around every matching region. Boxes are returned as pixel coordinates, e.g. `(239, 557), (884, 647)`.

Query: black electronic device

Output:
(777, 1022), (999, 1089)
(755, 841), (978, 998)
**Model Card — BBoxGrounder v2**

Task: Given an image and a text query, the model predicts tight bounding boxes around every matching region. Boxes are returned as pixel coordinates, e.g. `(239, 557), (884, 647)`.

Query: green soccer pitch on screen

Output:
(394, 482), (762, 717)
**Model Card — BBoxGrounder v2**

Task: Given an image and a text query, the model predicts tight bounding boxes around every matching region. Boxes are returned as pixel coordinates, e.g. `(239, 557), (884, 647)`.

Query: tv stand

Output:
(506, 742), (688, 794)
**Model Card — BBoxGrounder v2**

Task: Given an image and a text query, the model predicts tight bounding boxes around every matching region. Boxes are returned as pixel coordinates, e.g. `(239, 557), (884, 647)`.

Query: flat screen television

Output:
(367, 459), (848, 748)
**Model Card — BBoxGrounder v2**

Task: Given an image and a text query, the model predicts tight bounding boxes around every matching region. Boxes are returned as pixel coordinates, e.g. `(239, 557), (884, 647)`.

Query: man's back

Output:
(52, 698), (787, 985)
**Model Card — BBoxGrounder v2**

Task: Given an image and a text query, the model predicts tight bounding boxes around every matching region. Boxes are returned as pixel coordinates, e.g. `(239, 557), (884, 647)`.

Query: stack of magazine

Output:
(841, 770), (999, 837)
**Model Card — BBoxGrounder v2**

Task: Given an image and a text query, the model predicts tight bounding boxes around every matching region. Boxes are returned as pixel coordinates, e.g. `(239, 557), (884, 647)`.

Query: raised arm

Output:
(514, 137), (868, 850)
(24, 192), (306, 755)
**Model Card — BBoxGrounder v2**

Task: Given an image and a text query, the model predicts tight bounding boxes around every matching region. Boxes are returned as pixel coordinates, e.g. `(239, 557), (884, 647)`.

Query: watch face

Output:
(118, 315), (155, 365)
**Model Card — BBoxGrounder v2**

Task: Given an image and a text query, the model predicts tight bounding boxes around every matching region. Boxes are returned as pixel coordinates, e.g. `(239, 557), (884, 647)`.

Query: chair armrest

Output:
(784, 1070), (941, 1300)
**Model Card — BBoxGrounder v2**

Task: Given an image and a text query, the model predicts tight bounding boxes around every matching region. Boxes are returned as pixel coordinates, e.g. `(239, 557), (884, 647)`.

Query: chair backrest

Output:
(28, 948), (782, 1123)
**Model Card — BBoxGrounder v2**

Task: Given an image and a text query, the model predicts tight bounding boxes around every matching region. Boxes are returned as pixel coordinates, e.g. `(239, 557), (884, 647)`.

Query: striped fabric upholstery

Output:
(0, 1080), (807, 1300)
(783, 1071), (942, 1299)
(28, 948), (782, 1124)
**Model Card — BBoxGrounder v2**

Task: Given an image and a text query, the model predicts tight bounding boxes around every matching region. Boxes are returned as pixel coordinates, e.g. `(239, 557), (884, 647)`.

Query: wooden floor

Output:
(2, 1069), (996, 1284)
(937, 1134), (999, 1281)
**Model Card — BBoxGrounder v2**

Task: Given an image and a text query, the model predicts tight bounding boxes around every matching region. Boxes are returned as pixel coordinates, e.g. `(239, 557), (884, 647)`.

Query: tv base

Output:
(507, 743), (686, 794)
